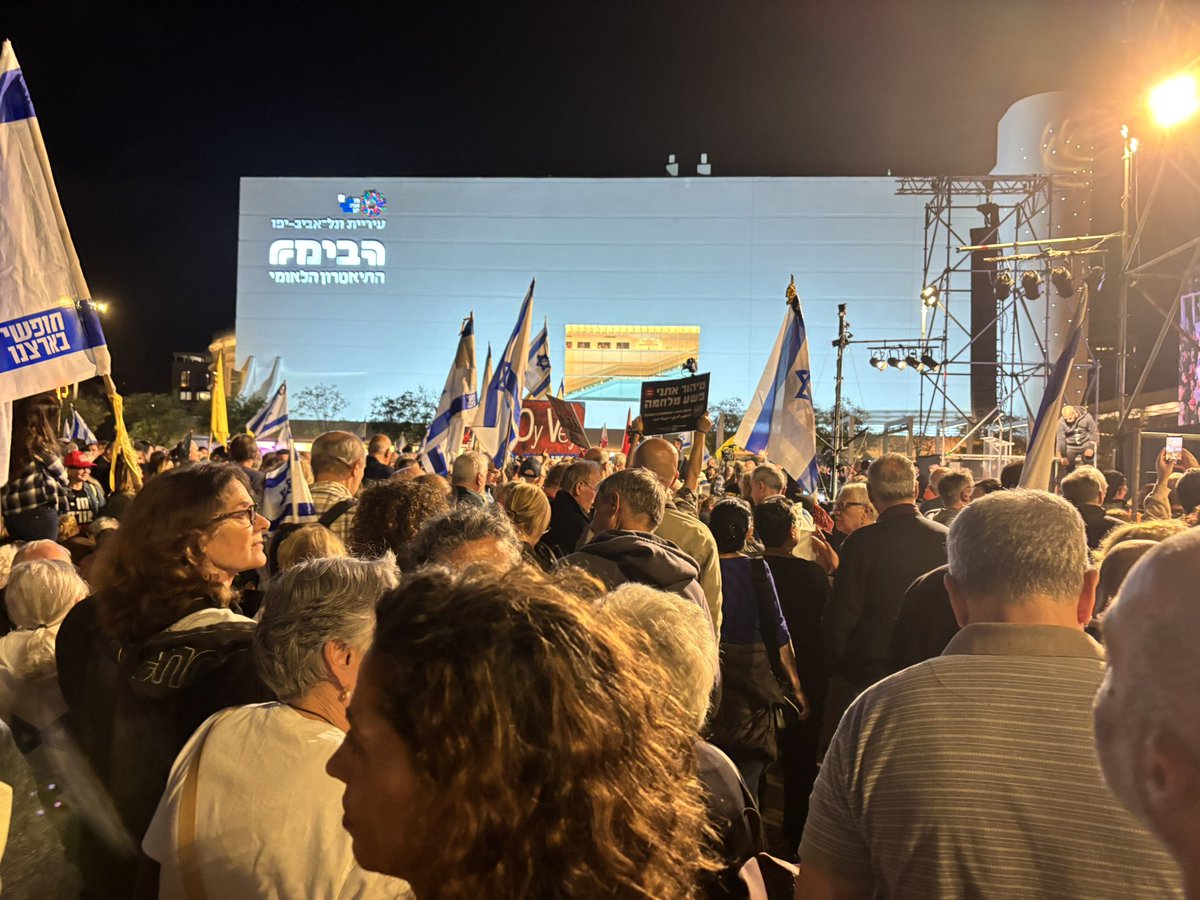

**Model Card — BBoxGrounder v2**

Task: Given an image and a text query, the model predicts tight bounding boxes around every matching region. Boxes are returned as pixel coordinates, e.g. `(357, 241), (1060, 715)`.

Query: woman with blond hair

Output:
(499, 480), (556, 570)
(274, 523), (348, 572)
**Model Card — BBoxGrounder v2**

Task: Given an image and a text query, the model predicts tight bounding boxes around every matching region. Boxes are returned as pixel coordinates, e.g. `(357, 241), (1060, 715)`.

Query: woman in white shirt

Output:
(143, 552), (413, 899)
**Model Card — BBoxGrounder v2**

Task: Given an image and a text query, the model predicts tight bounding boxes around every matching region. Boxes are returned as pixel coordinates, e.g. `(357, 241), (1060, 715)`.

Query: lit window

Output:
(616, 342), (630, 349)
(598, 342), (611, 349)
(578, 342), (591, 349)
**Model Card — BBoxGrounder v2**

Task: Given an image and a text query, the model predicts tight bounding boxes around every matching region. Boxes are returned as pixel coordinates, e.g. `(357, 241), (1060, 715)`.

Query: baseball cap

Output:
(64, 450), (95, 469)
(518, 457), (543, 478)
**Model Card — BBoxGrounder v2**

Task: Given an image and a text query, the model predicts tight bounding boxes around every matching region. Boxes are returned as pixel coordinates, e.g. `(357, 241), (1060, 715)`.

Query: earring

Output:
(339, 687), (351, 704)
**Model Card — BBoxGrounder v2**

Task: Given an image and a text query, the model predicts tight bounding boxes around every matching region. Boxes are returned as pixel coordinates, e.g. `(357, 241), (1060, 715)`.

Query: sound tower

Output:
(969, 205), (1000, 423)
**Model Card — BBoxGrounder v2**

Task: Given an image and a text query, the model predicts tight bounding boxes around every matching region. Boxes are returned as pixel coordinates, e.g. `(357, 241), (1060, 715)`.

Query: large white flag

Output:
(477, 280), (535, 468)
(246, 382), (290, 444)
(525, 318), (552, 399)
(0, 42), (112, 482)
(261, 438), (317, 531)
(734, 277), (821, 491)
(420, 315), (479, 475)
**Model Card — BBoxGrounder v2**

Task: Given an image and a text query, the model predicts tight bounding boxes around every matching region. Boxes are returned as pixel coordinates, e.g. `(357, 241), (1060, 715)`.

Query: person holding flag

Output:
(420, 315), (478, 475)
(261, 436), (321, 573)
(477, 280), (535, 469)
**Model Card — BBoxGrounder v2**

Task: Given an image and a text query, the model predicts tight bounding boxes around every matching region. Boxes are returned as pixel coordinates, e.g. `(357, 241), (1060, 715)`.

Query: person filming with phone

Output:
(1144, 440), (1200, 520)
(1057, 404), (1099, 473)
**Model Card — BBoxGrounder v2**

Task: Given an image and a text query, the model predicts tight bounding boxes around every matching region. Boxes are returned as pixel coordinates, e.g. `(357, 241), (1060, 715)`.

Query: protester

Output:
(1091, 540), (1158, 634)
(1095, 529), (1200, 896)
(275, 523), (349, 572)
(971, 476), (1002, 498)
(918, 465), (949, 514)
(797, 490), (1182, 898)
(1000, 458), (1024, 489)
(63, 464), (275, 886)
(633, 437), (723, 632)
(143, 555), (410, 898)
(542, 459), (570, 499)
(326, 565), (714, 897)
(99, 455), (141, 521)
(517, 455), (544, 486)
(498, 481), (556, 571)
(754, 496), (830, 847)
(309, 431), (365, 544)
(539, 459), (600, 558)
(2, 392), (69, 541)
(828, 481), (875, 551)
(363, 434), (398, 483)
(1057, 404), (1099, 471)
(349, 478), (450, 562)
(749, 463), (829, 568)
(1096, 517), (1189, 562)
(410, 504), (524, 569)
(1103, 468), (1130, 516)
(228, 433), (265, 504)
(927, 469), (973, 526)
(450, 450), (489, 507)
(821, 452), (948, 751)
(562, 468), (709, 616)
(584, 445), (612, 479)
(706, 498), (808, 803)
(1061, 466), (1125, 550)
(63, 449), (105, 528)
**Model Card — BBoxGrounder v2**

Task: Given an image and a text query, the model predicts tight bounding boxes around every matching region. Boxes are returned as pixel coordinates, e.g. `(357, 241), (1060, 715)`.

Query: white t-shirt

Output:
(143, 702), (412, 900)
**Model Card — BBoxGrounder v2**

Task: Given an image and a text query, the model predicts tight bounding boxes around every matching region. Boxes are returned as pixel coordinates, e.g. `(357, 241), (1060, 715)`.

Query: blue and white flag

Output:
(733, 277), (821, 490)
(260, 438), (316, 531)
(420, 314), (479, 475)
(0, 42), (112, 484)
(478, 280), (535, 468)
(525, 318), (552, 399)
(1020, 286), (1090, 491)
(246, 382), (290, 444)
(62, 406), (96, 445)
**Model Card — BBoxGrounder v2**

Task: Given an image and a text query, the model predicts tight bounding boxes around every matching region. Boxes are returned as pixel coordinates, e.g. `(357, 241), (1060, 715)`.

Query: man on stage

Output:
(1057, 405), (1099, 472)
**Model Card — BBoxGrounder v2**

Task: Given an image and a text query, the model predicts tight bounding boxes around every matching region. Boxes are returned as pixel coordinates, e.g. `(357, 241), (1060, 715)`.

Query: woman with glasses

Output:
(829, 481), (876, 551)
(59, 464), (274, 893)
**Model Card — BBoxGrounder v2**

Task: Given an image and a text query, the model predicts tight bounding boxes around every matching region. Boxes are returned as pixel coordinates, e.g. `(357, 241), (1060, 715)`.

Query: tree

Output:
(370, 387), (439, 447)
(64, 387), (112, 440)
(295, 383), (348, 430)
(222, 394), (261, 436)
(709, 397), (745, 450)
(121, 393), (199, 447)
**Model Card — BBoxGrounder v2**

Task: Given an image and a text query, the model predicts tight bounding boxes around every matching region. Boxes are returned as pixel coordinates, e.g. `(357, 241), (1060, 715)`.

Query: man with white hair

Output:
(1061, 466), (1124, 550)
(795, 490), (1181, 899)
(450, 450), (488, 508)
(1095, 529), (1200, 895)
(309, 431), (366, 545)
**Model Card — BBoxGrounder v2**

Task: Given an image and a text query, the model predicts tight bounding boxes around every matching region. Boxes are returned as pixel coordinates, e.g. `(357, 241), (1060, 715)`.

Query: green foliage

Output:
(295, 383), (348, 429)
(223, 394), (260, 435)
(65, 389), (112, 439)
(370, 387), (438, 446)
(709, 397), (745, 450)
(121, 393), (199, 446)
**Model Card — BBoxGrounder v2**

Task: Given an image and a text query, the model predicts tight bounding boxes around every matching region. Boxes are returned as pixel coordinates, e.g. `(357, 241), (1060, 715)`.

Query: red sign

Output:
(513, 400), (588, 456)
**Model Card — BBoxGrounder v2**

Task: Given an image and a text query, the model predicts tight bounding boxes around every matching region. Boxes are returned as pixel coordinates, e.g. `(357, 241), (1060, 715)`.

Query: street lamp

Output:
(1148, 72), (1199, 129)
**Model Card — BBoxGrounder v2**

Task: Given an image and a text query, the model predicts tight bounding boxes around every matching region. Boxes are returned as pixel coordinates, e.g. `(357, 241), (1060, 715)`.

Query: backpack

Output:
(265, 499), (356, 575)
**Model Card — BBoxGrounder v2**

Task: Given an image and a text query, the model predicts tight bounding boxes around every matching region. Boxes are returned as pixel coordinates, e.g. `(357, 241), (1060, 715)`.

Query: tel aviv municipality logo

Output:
(337, 190), (387, 217)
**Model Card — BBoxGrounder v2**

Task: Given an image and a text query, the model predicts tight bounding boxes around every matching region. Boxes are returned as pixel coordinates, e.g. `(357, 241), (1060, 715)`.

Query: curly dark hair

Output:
(93, 463), (251, 643)
(348, 478), (450, 561)
(366, 564), (717, 897)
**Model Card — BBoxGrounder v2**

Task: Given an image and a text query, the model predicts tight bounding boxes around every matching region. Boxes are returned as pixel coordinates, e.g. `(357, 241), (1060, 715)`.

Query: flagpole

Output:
(831, 303), (850, 500)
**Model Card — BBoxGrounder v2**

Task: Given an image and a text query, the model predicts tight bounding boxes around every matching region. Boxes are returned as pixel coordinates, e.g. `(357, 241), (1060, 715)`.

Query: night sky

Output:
(3, 0), (1195, 393)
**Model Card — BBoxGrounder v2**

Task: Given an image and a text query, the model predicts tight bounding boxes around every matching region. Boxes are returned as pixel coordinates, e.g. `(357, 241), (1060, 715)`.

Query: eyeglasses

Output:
(837, 502), (871, 511)
(208, 503), (259, 528)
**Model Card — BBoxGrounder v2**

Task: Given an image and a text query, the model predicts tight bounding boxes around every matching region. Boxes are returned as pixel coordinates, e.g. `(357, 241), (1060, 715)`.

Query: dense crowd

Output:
(0, 390), (1198, 898)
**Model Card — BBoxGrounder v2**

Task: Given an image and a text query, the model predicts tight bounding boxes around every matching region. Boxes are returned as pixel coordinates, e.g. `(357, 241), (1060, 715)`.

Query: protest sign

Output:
(514, 399), (588, 455)
(640, 373), (710, 435)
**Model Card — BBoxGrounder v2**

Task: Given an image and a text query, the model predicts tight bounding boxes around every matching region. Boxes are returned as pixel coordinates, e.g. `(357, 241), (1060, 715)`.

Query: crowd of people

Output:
(0, 390), (1198, 898)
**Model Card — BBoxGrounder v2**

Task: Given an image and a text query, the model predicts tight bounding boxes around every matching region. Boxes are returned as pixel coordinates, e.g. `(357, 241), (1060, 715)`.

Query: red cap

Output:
(63, 450), (95, 469)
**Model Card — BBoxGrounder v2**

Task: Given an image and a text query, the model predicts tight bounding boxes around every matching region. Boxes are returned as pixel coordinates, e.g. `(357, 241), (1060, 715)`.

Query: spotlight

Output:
(888, 355), (906, 370)
(870, 356), (887, 371)
(1021, 270), (1042, 300)
(905, 353), (922, 371)
(1050, 267), (1075, 298)
(921, 285), (940, 307)
(1148, 72), (1199, 129)
(920, 353), (940, 372)
(994, 271), (1014, 301)
(1085, 266), (1105, 293)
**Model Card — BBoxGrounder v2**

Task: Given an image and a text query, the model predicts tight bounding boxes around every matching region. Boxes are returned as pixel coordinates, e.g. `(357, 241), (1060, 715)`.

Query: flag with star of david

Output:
(525, 317), (552, 399)
(733, 276), (821, 491)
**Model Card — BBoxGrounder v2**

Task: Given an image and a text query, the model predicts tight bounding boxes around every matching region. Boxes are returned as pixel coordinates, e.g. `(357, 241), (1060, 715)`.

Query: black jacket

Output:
(363, 456), (394, 482)
(823, 504), (948, 684)
(562, 529), (710, 618)
(889, 563), (959, 671)
(1077, 503), (1124, 551)
(539, 490), (590, 558)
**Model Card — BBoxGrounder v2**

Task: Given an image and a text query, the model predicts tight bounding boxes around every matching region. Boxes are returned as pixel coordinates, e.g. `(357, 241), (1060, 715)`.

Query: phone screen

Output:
(1166, 435), (1183, 457)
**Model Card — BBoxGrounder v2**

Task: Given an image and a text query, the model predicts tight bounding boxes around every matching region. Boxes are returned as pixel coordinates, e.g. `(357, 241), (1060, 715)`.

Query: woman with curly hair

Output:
(348, 478), (450, 563)
(327, 564), (717, 898)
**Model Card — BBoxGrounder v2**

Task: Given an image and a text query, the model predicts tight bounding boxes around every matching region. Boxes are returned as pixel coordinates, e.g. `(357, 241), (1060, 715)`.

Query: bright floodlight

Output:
(1148, 73), (1199, 128)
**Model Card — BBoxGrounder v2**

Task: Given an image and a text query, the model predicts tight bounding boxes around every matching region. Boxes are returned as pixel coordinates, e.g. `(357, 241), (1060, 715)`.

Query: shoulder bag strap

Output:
(318, 498), (356, 528)
(177, 708), (235, 900)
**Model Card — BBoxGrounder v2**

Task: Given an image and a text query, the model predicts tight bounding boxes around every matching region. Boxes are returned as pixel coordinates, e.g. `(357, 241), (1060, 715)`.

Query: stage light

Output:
(1148, 73), (1199, 129)
(1050, 266), (1075, 298)
(905, 353), (922, 371)
(921, 285), (940, 307)
(920, 353), (940, 372)
(1021, 270), (1042, 300)
(93, 300), (110, 315)
(870, 356), (887, 371)
(994, 271), (1014, 301)
(1085, 266), (1105, 293)
(888, 355), (906, 370)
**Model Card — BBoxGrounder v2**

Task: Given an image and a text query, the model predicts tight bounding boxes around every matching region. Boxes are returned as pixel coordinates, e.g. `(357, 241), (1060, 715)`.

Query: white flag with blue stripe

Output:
(420, 314), (479, 475)
(62, 407), (96, 445)
(260, 438), (317, 531)
(525, 318), (552, 399)
(478, 280), (535, 468)
(247, 382), (290, 444)
(733, 278), (821, 490)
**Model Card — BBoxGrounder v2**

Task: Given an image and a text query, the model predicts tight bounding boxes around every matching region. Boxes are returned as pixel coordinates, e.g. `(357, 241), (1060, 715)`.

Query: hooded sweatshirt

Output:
(563, 530), (711, 621)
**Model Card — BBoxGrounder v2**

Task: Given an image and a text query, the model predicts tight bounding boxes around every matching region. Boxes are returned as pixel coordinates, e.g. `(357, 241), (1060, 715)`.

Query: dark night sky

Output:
(2, 0), (1194, 393)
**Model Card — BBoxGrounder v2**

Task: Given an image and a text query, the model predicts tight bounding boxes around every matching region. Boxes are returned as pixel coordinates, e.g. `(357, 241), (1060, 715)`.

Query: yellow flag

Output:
(210, 351), (229, 447)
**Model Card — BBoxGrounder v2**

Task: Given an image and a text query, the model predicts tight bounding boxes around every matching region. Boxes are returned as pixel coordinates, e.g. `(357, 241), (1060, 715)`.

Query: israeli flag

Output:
(420, 314), (479, 476)
(62, 407), (96, 445)
(478, 280), (535, 468)
(525, 318), (552, 399)
(247, 382), (289, 444)
(734, 277), (821, 491)
(260, 439), (316, 531)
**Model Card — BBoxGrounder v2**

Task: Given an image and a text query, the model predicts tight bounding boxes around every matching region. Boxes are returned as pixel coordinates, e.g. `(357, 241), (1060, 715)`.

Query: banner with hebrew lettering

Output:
(0, 41), (111, 402)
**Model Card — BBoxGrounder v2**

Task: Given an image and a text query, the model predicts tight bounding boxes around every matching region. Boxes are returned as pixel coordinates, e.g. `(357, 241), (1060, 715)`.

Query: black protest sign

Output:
(546, 395), (591, 449)
(640, 373), (710, 435)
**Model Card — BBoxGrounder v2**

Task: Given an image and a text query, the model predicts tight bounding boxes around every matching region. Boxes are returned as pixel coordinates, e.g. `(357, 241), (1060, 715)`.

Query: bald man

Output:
(633, 438), (722, 633)
(1096, 528), (1200, 895)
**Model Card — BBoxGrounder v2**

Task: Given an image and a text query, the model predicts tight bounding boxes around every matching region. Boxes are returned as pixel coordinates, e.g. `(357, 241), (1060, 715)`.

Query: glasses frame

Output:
(207, 503), (259, 529)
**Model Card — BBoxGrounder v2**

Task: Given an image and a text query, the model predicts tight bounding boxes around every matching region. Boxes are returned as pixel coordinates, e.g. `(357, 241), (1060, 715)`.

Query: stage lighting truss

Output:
(868, 344), (942, 374)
